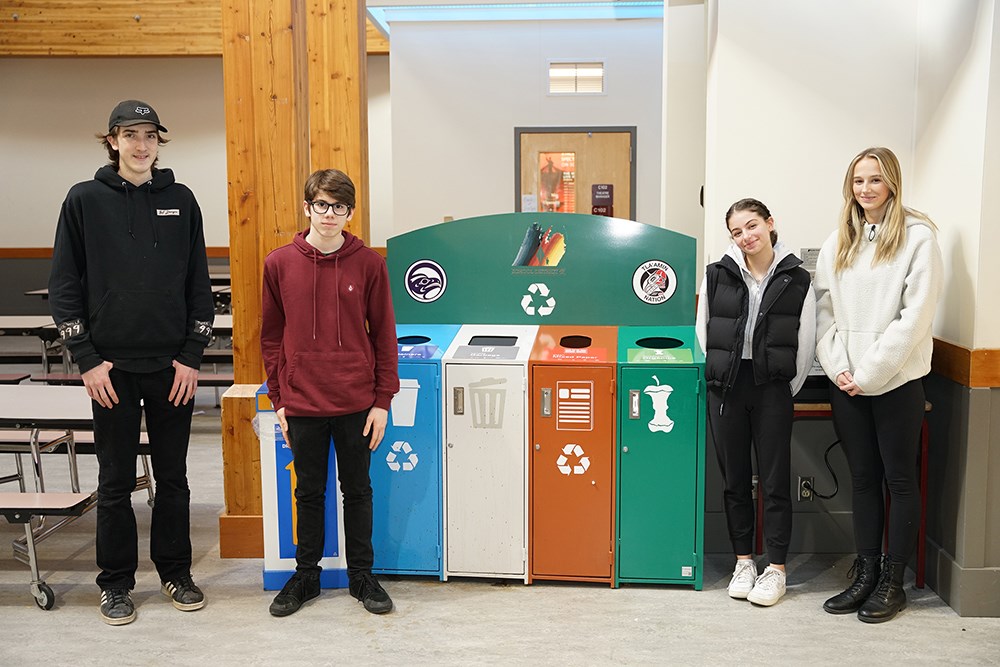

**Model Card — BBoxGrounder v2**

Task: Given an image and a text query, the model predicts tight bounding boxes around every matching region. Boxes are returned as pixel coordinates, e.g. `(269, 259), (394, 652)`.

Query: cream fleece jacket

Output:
(814, 216), (943, 396)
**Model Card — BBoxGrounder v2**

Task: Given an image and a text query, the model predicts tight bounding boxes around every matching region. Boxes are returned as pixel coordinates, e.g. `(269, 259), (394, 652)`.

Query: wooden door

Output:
(517, 128), (634, 220)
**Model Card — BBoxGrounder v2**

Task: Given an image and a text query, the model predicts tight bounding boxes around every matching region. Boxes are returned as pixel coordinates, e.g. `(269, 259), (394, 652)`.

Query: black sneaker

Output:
(269, 571), (321, 617)
(100, 588), (136, 626)
(349, 572), (393, 614)
(161, 573), (206, 611)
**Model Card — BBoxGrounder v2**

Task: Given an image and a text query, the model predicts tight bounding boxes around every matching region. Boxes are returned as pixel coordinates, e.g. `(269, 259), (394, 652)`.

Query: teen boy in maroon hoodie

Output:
(261, 169), (399, 616)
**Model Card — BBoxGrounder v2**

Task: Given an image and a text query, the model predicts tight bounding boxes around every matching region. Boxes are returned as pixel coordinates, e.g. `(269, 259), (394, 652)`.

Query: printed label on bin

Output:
(626, 348), (693, 364)
(454, 345), (519, 360)
(548, 347), (608, 362)
(398, 344), (439, 360)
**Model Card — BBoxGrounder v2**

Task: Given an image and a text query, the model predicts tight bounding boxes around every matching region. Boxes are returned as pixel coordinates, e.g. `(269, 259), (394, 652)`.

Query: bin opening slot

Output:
(398, 335), (431, 345)
(468, 335), (517, 346)
(636, 336), (684, 350)
(559, 335), (592, 349)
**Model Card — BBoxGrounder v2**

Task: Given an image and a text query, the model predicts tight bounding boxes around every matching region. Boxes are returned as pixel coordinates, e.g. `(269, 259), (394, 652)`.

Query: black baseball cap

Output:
(107, 100), (168, 133)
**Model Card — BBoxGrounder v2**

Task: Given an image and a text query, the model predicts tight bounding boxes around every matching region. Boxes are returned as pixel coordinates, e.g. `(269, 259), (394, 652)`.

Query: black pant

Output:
(707, 361), (793, 565)
(93, 367), (194, 590)
(285, 411), (374, 579)
(828, 378), (924, 564)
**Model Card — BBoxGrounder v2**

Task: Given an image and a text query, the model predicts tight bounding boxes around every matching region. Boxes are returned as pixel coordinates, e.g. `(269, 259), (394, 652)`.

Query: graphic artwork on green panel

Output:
(387, 213), (696, 326)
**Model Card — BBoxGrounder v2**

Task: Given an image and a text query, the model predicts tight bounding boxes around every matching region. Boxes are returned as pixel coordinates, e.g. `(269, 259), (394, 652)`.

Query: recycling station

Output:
(371, 324), (461, 579)
(386, 211), (704, 588)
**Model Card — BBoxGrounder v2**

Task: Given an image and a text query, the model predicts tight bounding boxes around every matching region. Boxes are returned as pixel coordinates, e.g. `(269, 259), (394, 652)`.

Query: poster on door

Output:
(538, 152), (576, 213)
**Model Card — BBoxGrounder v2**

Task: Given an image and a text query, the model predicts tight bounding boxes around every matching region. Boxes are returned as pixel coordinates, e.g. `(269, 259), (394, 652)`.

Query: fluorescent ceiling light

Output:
(367, 2), (664, 38)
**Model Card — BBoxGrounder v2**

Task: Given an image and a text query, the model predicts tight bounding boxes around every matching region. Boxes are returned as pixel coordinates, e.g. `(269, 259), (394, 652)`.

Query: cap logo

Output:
(135, 106), (151, 116)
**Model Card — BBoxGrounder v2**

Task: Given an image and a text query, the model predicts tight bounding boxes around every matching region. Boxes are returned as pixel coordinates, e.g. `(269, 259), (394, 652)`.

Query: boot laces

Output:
(871, 563), (894, 601)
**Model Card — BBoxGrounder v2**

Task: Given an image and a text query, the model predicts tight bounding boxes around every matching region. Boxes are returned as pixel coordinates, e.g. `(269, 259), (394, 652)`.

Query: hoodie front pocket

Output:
(287, 351), (374, 397)
(90, 290), (186, 351)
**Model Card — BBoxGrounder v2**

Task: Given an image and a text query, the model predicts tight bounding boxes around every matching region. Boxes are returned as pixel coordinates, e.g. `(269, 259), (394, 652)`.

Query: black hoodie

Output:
(48, 165), (215, 373)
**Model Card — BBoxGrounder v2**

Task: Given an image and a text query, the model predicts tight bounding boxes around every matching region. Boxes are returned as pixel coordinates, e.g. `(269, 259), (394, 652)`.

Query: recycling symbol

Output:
(386, 440), (418, 472)
(521, 283), (556, 317)
(556, 443), (590, 475)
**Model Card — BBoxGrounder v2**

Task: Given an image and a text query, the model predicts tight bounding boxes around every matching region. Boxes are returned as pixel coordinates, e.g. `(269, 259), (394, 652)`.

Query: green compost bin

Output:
(616, 325), (705, 589)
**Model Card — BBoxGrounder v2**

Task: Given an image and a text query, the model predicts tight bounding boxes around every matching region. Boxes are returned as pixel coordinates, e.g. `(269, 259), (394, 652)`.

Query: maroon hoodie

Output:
(261, 230), (399, 417)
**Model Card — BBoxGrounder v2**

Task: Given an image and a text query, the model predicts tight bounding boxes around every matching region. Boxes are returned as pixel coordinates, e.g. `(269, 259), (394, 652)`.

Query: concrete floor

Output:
(2, 406), (999, 666)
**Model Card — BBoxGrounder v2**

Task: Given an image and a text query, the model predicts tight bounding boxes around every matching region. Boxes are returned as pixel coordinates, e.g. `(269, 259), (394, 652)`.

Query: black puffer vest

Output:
(704, 253), (811, 395)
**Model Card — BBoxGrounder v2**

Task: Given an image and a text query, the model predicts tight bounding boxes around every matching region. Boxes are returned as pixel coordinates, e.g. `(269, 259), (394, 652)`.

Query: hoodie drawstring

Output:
(147, 180), (159, 248)
(312, 250), (317, 340)
(336, 255), (341, 346)
(302, 233), (346, 345)
(123, 183), (135, 239)
(123, 179), (158, 247)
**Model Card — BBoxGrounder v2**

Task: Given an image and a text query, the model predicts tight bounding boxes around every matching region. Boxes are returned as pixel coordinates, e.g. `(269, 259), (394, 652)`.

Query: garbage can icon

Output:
(469, 377), (507, 429)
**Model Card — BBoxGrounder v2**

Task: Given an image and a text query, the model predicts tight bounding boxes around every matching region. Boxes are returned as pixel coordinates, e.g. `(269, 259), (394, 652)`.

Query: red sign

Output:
(591, 205), (613, 217)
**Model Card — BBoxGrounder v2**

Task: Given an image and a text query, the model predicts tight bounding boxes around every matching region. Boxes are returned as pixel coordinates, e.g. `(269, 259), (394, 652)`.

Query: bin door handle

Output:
(629, 389), (641, 419)
(540, 388), (552, 417)
(453, 386), (465, 415)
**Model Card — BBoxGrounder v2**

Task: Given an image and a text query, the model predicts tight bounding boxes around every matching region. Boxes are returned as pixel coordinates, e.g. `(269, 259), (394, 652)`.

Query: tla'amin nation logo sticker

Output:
(632, 260), (677, 304)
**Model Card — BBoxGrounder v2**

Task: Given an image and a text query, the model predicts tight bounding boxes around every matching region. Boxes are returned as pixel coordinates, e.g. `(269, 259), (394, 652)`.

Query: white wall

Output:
(0, 57), (229, 247)
(663, 2), (707, 260)
(981, 0), (1000, 348)
(704, 0), (918, 267)
(0, 55), (397, 249)
(368, 54), (395, 246)
(705, 0), (999, 349)
(911, 0), (993, 349)
(388, 19), (664, 233)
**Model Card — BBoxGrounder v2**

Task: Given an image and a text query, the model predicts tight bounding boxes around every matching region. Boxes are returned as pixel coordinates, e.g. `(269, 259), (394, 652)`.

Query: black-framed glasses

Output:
(308, 200), (351, 216)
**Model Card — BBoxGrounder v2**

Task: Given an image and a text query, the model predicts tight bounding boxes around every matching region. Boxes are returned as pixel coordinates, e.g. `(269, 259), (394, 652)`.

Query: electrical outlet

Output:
(797, 476), (815, 502)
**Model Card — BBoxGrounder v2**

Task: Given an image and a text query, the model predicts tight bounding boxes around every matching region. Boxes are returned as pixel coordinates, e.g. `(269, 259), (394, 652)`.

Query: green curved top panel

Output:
(387, 212), (695, 326)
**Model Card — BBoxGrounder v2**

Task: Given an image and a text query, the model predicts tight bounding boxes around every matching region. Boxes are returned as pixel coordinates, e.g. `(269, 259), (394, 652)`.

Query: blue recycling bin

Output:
(371, 324), (461, 578)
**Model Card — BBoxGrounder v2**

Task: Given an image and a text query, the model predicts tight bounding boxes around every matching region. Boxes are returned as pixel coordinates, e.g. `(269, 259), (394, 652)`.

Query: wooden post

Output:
(219, 385), (264, 557)
(219, 0), (369, 556)
(305, 0), (370, 240)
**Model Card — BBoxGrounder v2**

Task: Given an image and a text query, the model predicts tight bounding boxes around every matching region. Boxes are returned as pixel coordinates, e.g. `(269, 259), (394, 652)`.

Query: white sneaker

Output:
(727, 559), (758, 599)
(747, 566), (787, 606)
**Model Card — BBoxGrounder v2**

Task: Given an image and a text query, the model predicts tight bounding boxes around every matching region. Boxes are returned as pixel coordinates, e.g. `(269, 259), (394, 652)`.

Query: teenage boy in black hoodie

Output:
(48, 100), (215, 626)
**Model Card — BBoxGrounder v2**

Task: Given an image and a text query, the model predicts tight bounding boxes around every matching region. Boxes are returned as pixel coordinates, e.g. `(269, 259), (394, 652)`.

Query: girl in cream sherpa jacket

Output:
(814, 216), (943, 395)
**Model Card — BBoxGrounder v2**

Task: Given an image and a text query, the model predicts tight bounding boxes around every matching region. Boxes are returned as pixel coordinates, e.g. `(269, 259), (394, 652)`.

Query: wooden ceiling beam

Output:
(0, 0), (389, 56)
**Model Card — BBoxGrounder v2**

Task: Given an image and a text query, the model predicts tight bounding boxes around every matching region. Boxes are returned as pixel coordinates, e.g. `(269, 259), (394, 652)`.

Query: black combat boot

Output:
(823, 554), (881, 614)
(858, 559), (907, 623)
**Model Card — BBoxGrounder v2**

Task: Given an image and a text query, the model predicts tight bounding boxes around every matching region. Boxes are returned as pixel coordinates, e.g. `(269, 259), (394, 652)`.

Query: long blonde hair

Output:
(834, 146), (935, 273)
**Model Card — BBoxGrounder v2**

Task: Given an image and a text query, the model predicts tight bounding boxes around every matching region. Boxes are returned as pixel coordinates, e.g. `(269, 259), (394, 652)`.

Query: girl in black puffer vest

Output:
(695, 198), (815, 607)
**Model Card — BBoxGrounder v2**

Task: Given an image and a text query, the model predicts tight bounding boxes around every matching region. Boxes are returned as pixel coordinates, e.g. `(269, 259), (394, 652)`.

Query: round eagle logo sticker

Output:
(404, 259), (447, 303)
(632, 260), (677, 304)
